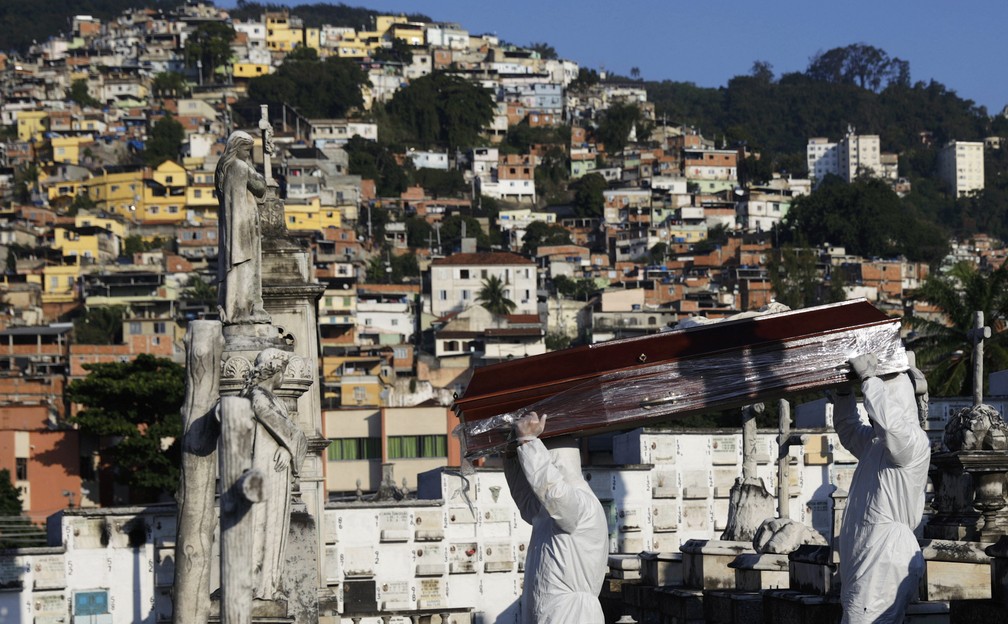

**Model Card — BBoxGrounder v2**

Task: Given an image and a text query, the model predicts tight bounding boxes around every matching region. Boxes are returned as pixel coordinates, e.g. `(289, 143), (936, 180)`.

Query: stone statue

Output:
(173, 321), (224, 624)
(241, 348), (308, 600)
(215, 130), (270, 325)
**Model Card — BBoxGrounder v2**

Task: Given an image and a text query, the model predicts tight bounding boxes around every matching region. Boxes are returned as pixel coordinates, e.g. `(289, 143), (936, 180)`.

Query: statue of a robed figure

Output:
(175, 106), (314, 624)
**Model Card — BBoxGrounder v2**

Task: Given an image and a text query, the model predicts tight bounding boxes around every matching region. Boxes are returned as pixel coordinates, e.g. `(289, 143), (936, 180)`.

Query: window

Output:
(154, 322), (166, 334)
(165, 176), (173, 183)
(327, 437), (380, 461)
(459, 269), (469, 279)
(439, 290), (447, 301)
(15, 457), (27, 480)
(130, 321), (142, 334)
(391, 319), (398, 326)
(387, 434), (447, 459)
(353, 386), (367, 402)
(461, 290), (470, 300)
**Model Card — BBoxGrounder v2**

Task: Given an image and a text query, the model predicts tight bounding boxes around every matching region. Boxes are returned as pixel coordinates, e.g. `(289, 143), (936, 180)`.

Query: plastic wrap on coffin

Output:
(453, 299), (906, 458)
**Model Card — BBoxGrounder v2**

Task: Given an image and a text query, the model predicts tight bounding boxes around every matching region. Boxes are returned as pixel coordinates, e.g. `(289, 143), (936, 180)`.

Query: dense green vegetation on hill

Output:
(228, 1), (428, 29)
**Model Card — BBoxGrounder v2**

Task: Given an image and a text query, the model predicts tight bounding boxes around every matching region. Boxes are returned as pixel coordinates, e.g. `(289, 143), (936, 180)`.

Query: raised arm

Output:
(832, 388), (874, 460)
(861, 374), (930, 466)
(504, 449), (541, 524)
(517, 438), (583, 534)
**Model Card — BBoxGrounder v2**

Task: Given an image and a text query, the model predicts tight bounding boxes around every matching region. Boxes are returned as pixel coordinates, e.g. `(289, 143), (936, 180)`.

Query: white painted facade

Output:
(430, 254), (537, 317)
(937, 140), (985, 197)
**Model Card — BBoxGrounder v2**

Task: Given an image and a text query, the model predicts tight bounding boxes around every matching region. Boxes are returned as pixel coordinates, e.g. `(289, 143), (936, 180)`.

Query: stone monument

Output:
(174, 107), (328, 624)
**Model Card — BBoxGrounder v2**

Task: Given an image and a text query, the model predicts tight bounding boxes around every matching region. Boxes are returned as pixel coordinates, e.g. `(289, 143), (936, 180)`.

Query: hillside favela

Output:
(3, 2), (1008, 623)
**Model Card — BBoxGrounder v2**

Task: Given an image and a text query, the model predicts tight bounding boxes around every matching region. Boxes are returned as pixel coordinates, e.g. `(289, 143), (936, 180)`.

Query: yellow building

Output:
(31, 262), (82, 305)
(387, 22), (424, 46)
(51, 225), (119, 263)
(374, 15), (407, 35)
(17, 110), (48, 142)
(49, 135), (93, 165)
(85, 168), (145, 216)
(74, 211), (128, 239)
(284, 197), (343, 231)
(42, 176), (87, 204)
(140, 161), (188, 224)
(232, 62), (271, 80)
(265, 12), (304, 53)
(333, 36), (370, 59)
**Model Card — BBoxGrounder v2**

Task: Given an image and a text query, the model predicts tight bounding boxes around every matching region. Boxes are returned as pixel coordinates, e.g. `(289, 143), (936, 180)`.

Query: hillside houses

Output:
(0, 1), (1000, 511)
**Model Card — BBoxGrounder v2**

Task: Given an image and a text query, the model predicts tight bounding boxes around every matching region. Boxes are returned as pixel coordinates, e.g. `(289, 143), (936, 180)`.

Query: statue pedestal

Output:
(919, 538), (991, 601)
(730, 552), (790, 591)
(787, 544), (838, 596)
(639, 551), (683, 587)
(928, 451), (1008, 543)
(681, 539), (753, 591)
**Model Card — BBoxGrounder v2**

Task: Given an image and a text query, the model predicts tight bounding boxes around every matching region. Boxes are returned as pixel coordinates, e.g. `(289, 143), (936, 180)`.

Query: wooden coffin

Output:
(453, 299), (906, 458)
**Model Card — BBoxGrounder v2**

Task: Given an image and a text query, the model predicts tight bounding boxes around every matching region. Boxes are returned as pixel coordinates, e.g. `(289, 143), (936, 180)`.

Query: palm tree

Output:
(905, 261), (1008, 397)
(476, 275), (517, 317)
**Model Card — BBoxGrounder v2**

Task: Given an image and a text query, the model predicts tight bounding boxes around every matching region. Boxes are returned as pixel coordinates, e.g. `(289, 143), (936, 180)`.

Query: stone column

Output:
(173, 321), (224, 624)
(262, 223), (329, 622)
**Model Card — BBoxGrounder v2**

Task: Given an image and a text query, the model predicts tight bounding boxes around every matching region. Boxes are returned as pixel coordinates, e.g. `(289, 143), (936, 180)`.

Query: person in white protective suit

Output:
(833, 354), (930, 624)
(503, 412), (609, 624)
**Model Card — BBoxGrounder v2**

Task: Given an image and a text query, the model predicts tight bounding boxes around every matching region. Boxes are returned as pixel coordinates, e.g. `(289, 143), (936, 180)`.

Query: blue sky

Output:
(221, 0), (1007, 114)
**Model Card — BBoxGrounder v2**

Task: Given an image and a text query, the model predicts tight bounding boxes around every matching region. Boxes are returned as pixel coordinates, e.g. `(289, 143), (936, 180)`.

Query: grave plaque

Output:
(415, 543), (447, 577)
(341, 579), (377, 613)
(413, 509), (445, 541)
(418, 578), (445, 608)
(379, 511), (410, 542)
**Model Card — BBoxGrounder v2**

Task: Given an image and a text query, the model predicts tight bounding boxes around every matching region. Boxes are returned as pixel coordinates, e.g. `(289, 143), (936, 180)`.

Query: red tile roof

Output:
(431, 252), (534, 266)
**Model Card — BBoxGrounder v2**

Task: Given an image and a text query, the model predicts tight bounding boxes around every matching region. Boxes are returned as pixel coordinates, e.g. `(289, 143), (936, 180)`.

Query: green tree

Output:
(413, 168), (467, 198)
(545, 331), (571, 351)
(476, 275), (517, 316)
(571, 172), (607, 218)
(806, 43), (906, 92)
(781, 176), (946, 263)
(66, 355), (186, 502)
(596, 102), (651, 153)
(185, 22), (235, 84)
(74, 306), (125, 345)
(385, 72), (494, 150)
(365, 249), (419, 283)
(152, 72), (188, 98)
(521, 221), (572, 256)
(767, 245), (845, 309)
(181, 274), (217, 305)
(67, 78), (99, 107)
(246, 54), (367, 118)
(0, 469), (44, 548)
(528, 42), (557, 60)
(552, 275), (599, 301)
(437, 214), (493, 252)
(906, 262), (1008, 397)
(345, 137), (410, 197)
(0, 469), (21, 515)
(143, 114), (184, 167)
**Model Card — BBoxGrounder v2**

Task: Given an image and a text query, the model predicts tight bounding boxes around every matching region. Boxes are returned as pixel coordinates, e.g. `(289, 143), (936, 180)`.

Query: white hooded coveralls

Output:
(504, 439), (609, 624)
(834, 373), (930, 624)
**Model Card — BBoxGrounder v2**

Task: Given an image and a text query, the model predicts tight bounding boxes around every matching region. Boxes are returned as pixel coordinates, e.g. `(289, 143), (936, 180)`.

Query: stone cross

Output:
(969, 310), (991, 407)
(259, 104), (274, 185)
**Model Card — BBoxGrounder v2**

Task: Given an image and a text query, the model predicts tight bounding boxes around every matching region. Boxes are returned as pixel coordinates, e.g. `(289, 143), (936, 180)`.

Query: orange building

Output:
(0, 401), (83, 522)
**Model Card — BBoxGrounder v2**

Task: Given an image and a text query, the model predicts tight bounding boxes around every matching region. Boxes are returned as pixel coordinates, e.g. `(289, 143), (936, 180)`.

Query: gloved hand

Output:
(515, 412), (547, 442)
(849, 354), (879, 380)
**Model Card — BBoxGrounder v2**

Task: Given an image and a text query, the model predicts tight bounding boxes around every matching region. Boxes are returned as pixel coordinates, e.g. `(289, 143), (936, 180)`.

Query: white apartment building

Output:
(430, 251), (537, 317)
(937, 140), (985, 197)
(807, 127), (882, 184)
